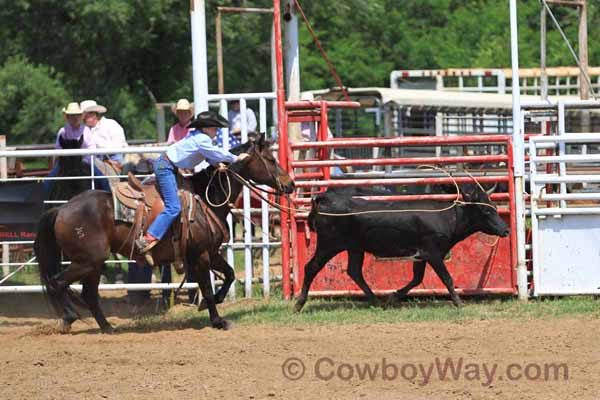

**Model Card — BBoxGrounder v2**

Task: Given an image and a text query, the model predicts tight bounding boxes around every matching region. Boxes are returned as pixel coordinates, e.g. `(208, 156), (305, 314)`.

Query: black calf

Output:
(294, 184), (510, 312)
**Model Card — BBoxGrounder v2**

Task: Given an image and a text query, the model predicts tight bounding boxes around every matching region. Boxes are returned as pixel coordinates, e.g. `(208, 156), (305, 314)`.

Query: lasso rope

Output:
(210, 163), (503, 251)
(205, 166), (233, 208)
(314, 165), (498, 217)
(211, 164), (499, 218)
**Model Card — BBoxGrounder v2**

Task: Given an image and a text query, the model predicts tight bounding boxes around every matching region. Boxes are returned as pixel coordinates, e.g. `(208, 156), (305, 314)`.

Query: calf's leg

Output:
(346, 250), (378, 306)
(294, 245), (343, 313)
(427, 254), (463, 307)
(394, 260), (426, 300)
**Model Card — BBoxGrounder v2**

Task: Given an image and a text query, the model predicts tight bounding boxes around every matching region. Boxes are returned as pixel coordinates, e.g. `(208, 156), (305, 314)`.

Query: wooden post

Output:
(578, 0), (589, 100)
(0, 136), (9, 278)
(216, 10), (224, 94)
(215, 7), (273, 95)
(540, 6), (548, 100)
(155, 105), (166, 142)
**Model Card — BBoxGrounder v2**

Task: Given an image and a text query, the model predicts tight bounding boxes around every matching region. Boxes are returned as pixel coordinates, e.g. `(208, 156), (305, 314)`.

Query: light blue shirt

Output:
(165, 130), (238, 169)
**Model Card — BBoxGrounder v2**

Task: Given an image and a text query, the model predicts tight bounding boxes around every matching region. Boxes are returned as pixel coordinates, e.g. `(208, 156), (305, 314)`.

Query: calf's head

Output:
(460, 184), (510, 238)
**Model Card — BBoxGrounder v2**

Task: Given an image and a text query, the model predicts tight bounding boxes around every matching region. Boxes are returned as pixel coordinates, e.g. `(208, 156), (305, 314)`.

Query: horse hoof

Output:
(101, 325), (114, 334)
(293, 303), (304, 313)
(58, 321), (72, 334)
(212, 319), (232, 330)
(452, 298), (464, 308)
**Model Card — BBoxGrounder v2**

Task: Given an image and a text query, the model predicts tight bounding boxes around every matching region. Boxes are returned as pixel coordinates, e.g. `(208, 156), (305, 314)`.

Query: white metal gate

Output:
(0, 93), (280, 300)
(529, 117), (600, 295)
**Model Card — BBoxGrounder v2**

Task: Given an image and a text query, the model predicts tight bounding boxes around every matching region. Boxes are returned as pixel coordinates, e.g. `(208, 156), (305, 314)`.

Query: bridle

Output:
(204, 142), (291, 209)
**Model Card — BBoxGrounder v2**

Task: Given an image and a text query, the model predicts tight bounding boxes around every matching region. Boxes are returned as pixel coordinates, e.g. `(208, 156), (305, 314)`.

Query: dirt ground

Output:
(1, 293), (599, 400)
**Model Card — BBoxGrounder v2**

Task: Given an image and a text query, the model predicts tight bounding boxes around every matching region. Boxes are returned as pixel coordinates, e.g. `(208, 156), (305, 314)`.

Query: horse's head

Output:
(232, 133), (295, 194)
(58, 134), (84, 150)
(57, 135), (85, 174)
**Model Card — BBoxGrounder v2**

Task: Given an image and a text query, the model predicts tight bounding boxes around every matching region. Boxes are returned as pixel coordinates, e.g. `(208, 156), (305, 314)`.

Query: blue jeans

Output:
(43, 162), (111, 194)
(147, 156), (181, 240)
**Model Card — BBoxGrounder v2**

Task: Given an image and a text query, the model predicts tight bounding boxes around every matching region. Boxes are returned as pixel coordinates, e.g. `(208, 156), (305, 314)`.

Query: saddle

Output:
(115, 172), (229, 266)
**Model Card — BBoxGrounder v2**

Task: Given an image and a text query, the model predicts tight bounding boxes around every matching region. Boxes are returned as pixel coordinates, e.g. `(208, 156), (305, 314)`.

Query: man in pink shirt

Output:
(167, 98), (194, 143)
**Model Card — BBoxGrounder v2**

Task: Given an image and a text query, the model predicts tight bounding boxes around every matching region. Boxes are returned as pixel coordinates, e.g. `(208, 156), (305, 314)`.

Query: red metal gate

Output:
(280, 100), (517, 298)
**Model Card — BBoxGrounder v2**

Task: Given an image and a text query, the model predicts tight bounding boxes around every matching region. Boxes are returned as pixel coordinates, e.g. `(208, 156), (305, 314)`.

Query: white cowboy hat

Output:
(80, 99), (107, 114)
(171, 98), (194, 115)
(62, 102), (83, 115)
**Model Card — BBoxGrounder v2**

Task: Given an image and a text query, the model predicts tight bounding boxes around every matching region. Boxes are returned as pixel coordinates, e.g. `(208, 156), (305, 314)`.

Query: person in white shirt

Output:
(81, 99), (128, 163)
(81, 100), (136, 291)
(227, 100), (257, 139)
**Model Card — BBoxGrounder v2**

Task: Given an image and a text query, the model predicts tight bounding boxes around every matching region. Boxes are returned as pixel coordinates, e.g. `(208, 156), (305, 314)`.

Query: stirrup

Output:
(144, 252), (155, 267)
(135, 237), (158, 254)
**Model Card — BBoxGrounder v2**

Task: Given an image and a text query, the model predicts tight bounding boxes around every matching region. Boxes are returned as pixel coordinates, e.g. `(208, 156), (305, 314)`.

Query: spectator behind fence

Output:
(44, 102), (111, 194)
(167, 99), (194, 144)
(81, 100), (128, 164)
(227, 100), (257, 140)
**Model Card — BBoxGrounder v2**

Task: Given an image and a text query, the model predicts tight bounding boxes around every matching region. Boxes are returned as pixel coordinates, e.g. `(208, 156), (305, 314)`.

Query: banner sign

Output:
(0, 182), (44, 241)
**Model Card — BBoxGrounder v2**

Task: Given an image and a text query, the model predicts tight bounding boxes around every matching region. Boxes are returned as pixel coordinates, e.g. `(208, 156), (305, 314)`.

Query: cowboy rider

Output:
(135, 110), (249, 253)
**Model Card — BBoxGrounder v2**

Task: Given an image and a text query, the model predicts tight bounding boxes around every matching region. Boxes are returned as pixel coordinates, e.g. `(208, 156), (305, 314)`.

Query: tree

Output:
(0, 57), (70, 145)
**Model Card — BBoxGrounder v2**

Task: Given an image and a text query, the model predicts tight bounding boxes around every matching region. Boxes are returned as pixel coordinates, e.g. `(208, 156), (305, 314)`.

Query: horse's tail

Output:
(34, 209), (84, 316)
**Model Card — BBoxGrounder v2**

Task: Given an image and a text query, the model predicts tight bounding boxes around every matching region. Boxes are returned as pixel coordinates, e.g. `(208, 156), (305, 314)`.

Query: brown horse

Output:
(34, 134), (294, 333)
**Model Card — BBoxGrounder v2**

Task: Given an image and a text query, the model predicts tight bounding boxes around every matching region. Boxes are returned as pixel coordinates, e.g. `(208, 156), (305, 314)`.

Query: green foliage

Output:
(1, 0), (600, 144)
(0, 57), (70, 144)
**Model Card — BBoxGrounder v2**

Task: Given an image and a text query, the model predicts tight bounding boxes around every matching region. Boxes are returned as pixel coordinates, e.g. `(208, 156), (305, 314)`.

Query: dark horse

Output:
(34, 134), (294, 333)
(47, 135), (91, 206)
(294, 183), (509, 312)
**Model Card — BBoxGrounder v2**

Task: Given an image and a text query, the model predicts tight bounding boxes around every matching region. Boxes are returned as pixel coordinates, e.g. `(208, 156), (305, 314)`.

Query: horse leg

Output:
(195, 253), (231, 330)
(394, 260), (427, 300)
(60, 302), (79, 334)
(81, 271), (113, 334)
(50, 263), (96, 333)
(293, 245), (343, 313)
(198, 253), (235, 311)
(427, 254), (463, 307)
(345, 250), (378, 306)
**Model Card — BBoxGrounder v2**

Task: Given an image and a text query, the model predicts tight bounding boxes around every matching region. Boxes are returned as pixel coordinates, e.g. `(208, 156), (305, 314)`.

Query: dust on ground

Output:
(1, 293), (598, 400)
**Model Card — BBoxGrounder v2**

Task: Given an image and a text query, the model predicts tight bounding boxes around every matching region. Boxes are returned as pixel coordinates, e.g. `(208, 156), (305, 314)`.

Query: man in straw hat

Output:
(81, 99), (128, 164)
(168, 98), (194, 143)
(135, 110), (250, 254)
(44, 102), (110, 194)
